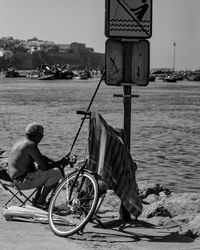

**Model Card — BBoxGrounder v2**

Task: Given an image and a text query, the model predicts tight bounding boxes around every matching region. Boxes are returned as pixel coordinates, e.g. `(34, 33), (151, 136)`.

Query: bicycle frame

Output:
(67, 159), (88, 202)
(65, 158), (102, 202)
(48, 110), (107, 236)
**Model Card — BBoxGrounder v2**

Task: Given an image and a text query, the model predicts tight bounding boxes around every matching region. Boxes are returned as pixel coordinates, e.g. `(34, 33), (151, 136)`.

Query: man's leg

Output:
(34, 168), (62, 204)
(35, 182), (58, 204)
(15, 168), (62, 207)
(34, 186), (43, 201)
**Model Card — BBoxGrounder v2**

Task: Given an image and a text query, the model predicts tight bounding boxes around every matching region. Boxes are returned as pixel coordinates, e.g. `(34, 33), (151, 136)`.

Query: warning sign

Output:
(105, 39), (150, 86)
(105, 0), (152, 39)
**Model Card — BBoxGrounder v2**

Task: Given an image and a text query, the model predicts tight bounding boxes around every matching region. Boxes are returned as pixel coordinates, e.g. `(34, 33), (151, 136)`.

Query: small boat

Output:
(38, 64), (55, 80)
(5, 71), (19, 78)
(74, 69), (91, 80)
(26, 71), (39, 79)
(60, 64), (74, 79)
(163, 76), (177, 82)
(5, 65), (26, 78)
(61, 69), (74, 79)
(38, 73), (55, 80)
(149, 74), (156, 82)
(79, 73), (89, 80)
(74, 74), (88, 80)
(187, 74), (200, 81)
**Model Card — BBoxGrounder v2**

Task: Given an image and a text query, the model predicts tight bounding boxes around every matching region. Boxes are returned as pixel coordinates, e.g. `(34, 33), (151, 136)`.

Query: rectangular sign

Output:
(131, 40), (150, 85)
(105, 0), (152, 39)
(105, 39), (150, 86)
(105, 39), (123, 85)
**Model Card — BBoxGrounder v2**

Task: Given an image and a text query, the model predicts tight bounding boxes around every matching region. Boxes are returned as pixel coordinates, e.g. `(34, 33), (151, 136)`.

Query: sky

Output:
(0, 0), (200, 70)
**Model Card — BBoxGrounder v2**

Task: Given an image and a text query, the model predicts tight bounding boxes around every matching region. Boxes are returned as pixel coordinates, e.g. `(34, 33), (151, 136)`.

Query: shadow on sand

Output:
(69, 218), (194, 244)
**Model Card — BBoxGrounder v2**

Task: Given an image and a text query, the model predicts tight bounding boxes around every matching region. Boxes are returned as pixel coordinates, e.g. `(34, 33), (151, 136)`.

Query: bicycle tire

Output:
(48, 171), (99, 237)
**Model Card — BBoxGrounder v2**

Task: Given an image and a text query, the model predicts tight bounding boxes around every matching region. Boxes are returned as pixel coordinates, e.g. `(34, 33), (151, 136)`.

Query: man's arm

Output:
(28, 143), (51, 170)
(42, 155), (54, 163)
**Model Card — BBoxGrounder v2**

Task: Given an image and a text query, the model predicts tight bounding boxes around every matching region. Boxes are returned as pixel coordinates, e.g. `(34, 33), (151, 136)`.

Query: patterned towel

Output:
(87, 112), (142, 217)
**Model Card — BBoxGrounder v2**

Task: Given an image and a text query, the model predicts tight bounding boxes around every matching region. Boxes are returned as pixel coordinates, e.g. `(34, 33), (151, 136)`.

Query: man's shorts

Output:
(14, 168), (62, 190)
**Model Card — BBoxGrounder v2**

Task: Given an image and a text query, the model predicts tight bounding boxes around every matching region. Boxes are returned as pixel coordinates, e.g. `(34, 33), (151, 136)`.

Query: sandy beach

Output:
(1, 153), (200, 250)
(1, 190), (200, 250)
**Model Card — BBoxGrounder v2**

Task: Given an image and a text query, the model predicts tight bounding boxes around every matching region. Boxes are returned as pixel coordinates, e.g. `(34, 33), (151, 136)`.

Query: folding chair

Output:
(0, 166), (40, 208)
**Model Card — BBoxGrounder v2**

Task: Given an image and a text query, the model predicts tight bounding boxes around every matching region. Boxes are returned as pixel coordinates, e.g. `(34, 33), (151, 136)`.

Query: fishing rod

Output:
(66, 70), (105, 157)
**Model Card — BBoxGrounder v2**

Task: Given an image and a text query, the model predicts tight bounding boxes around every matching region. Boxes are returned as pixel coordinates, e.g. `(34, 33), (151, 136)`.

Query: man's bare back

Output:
(8, 137), (49, 179)
(8, 123), (62, 207)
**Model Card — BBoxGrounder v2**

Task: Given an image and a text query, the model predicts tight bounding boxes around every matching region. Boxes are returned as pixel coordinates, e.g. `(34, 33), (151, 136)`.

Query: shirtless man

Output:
(8, 122), (62, 209)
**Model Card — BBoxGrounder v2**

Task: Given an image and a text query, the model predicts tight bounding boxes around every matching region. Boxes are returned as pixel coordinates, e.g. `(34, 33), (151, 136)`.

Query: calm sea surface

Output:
(0, 76), (200, 193)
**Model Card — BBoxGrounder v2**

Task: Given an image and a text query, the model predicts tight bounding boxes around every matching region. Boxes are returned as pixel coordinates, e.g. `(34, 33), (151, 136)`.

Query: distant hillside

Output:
(0, 51), (105, 70)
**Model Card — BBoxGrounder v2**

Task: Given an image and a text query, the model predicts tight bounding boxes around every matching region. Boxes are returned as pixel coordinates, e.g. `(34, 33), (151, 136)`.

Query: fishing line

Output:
(176, 42), (200, 54)
(67, 70), (105, 156)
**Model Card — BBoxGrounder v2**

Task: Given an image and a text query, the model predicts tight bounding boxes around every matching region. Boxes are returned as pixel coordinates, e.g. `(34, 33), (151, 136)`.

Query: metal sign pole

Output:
(105, 0), (152, 221)
(123, 42), (132, 149)
(119, 42), (132, 220)
(123, 85), (132, 149)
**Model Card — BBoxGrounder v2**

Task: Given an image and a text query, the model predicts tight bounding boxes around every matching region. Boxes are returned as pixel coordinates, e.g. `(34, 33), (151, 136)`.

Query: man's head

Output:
(25, 123), (44, 144)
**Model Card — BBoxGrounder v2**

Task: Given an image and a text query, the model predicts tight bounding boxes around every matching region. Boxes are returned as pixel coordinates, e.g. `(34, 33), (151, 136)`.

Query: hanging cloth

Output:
(88, 112), (142, 217)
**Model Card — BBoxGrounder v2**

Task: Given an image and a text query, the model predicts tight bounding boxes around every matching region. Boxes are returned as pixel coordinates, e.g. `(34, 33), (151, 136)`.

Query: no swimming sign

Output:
(105, 0), (152, 39)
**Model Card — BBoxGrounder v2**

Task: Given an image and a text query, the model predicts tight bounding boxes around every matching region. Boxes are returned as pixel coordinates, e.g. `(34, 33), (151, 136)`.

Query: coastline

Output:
(1, 147), (200, 249)
(0, 79), (199, 193)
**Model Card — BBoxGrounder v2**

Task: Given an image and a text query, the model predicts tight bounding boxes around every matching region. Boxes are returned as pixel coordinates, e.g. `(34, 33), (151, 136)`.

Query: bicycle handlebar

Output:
(58, 155), (77, 170)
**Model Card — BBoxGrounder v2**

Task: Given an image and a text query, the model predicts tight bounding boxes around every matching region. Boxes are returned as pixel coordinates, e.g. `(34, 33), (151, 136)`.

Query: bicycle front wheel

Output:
(48, 171), (99, 237)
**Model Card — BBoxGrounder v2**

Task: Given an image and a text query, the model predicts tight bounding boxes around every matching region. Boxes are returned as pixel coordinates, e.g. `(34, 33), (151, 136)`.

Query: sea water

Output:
(0, 77), (199, 193)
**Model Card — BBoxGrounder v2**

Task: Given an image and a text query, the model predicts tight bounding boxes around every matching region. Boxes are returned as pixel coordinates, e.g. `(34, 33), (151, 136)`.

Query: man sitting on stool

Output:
(8, 122), (63, 209)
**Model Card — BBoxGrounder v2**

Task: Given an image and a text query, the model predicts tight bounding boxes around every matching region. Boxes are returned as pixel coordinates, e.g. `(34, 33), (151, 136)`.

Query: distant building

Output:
(71, 42), (86, 52)
(70, 42), (94, 55)
(0, 36), (98, 55)
(86, 47), (94, 53)
(25, 37), (55, 54)
(0, 36), (104, 70)
(0, 37), (15, 47)
(57, 44), (71, 53)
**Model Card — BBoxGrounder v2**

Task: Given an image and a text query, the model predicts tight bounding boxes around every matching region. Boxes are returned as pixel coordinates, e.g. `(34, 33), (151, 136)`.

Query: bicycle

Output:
(48, 111), (106, 237)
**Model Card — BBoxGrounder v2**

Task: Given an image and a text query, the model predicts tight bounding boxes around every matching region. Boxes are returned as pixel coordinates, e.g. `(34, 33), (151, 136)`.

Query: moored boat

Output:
(26, 71), (39, 79)
(187, 74), (200, 81)
(38, 64), (55, 80)
(74, 72), (88, 80)
(5, 65), (26, 78)
(60, 64), (74, 79)
(149, 74), (156, 82)
(163, 76), (177, 82)
(38, 73), (55, 80)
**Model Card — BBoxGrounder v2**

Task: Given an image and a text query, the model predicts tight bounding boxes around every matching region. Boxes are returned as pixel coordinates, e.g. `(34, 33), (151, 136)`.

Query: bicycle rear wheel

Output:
(48, 171), (99, 237)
